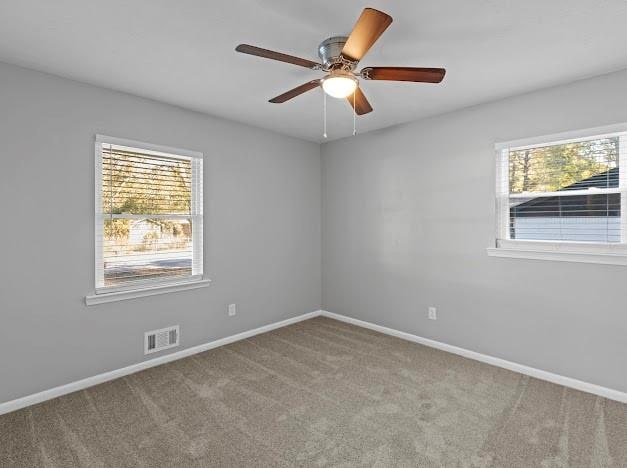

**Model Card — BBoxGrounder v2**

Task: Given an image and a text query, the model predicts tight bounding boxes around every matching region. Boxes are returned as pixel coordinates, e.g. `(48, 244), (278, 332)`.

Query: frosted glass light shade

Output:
(322, 73), (358, 98)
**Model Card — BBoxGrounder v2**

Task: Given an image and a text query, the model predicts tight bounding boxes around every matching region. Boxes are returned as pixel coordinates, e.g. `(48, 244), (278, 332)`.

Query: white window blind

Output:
(95, 136), (203, 293)
(495, 129), (627, 253)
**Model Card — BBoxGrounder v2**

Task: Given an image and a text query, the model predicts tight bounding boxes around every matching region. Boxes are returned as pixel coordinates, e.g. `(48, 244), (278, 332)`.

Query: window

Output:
(489, 125), (627, 265)
(94, 136), (204, 297)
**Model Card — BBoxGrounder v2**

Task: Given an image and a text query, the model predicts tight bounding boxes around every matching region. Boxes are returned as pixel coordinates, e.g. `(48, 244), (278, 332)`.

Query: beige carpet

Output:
(1, 316), (626, 467)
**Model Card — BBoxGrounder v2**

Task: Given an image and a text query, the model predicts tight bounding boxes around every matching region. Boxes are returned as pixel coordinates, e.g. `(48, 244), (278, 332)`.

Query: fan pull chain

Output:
(353, 90), (357, 136)
(323, 90), (327, 139)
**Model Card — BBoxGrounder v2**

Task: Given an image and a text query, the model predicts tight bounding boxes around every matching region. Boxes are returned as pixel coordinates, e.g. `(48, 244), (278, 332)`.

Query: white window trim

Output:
(86, 278), (211, 306)
(489, 123), (627, 265)
(88, 135), (207, 305)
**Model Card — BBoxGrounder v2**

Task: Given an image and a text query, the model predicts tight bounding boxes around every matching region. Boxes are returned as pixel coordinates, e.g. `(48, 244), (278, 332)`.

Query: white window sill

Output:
(486, 247), (627, 266)
(85, 279), (212, 306)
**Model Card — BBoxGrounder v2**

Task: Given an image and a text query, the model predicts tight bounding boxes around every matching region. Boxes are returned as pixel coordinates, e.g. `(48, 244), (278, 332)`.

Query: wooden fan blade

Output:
(269, 80), (321, 103)
(361, 67), (446, 83)
(341, 8), (393, 63)
(235, 44), (321, 69)
(347, 87), (373, 115)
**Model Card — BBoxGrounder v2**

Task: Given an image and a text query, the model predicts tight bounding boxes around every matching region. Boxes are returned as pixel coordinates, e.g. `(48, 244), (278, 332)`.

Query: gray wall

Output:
(321, 69), (627, 393)
(0, 62), (321, 403)
(2, 59), (626, 404)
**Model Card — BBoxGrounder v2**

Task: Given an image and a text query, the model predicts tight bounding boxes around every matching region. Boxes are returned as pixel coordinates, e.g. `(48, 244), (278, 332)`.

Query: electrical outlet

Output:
(428, 307), (437, 320)
(228, 304), (237, 317)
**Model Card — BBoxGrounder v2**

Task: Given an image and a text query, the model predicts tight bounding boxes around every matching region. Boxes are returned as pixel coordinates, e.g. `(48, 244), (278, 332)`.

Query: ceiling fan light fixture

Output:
(235, 7), (446, 119)
(321, 71), (358, 99)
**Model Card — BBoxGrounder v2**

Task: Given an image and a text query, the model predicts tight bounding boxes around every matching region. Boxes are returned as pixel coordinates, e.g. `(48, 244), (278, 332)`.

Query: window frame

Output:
(488, 123), (627, 265)
(88, 135), (208, 304)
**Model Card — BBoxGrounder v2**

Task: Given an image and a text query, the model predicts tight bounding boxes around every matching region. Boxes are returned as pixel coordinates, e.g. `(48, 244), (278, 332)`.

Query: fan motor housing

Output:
(318, 36), (355, 70)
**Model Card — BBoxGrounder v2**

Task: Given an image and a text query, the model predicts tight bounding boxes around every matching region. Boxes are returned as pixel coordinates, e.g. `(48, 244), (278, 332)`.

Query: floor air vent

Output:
(144, 325), (180, 355)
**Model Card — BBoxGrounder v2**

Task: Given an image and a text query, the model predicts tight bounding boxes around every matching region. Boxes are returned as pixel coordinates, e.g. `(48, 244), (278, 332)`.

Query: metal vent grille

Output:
(144, 325), (179, 355)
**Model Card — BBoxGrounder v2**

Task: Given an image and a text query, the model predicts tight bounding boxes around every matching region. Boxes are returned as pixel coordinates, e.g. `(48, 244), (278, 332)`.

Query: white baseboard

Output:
(0, 310), (322, 416)
(320, 310), (627, 404)
(3, 309), (624, 415)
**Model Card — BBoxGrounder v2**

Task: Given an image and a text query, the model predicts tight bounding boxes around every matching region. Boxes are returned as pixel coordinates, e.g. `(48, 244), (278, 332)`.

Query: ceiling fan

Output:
(235, 7), (446, 116)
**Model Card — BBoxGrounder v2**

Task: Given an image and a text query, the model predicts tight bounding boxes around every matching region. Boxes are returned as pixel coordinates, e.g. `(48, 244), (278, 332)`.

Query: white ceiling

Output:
(1, 1), (627, 142)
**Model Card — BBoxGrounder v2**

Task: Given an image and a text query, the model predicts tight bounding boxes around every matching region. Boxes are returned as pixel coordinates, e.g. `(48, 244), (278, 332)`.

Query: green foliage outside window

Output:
(509, 137), (618, 193)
